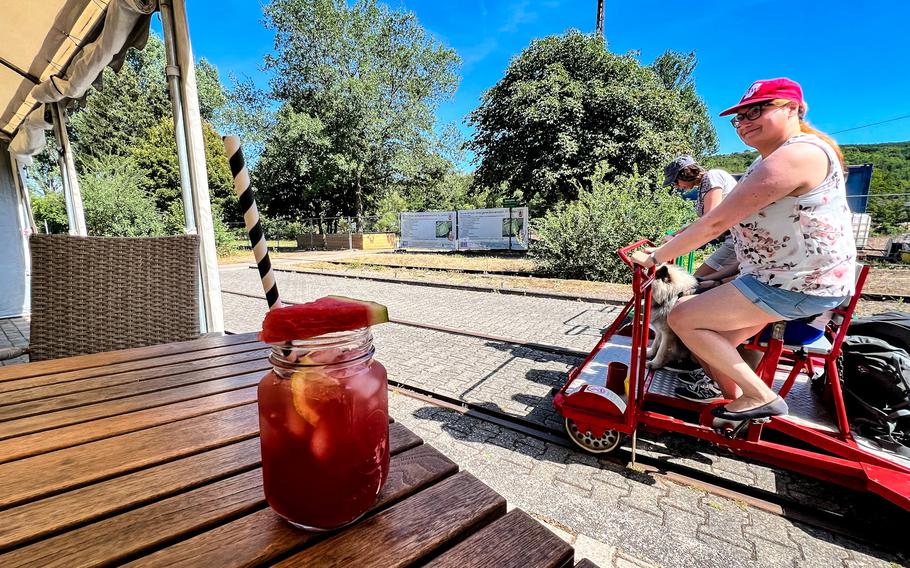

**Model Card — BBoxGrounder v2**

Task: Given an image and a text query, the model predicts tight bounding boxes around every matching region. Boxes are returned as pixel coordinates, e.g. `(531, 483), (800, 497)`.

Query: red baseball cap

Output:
(719, 78), (804, 116)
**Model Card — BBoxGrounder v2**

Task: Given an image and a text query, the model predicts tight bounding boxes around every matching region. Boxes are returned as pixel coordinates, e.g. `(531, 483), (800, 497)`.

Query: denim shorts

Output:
(731, 275), (847, 321)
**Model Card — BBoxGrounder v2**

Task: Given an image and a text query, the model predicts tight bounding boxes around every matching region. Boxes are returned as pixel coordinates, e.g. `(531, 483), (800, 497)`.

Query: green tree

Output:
(68, 41), (170, 167)
(467, 31), (716, 213)
(130, 117), (237, 224)
(195, 58), (228, 122)
(262, 0), (461, 218)
(214, 76), (276, 164)
(30, 191), (68, 234)
(252, 104), (335, 224)
(649, 50), (717, 158)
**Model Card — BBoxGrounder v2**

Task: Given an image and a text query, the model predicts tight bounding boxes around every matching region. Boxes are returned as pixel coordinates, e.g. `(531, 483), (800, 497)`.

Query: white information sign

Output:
(398, 211), (457, 250)
(457, 207), (529, 251)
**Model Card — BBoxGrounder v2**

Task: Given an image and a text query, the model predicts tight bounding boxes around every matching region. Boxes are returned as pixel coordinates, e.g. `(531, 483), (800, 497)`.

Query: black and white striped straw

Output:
(223, 135), (282, 310)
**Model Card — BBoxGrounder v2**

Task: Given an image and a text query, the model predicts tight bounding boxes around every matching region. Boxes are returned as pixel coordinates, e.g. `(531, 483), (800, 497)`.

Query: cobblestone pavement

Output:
(221, 266), (618, 352)
(0, 316), (29, 366)
(221, 267), (906, 568)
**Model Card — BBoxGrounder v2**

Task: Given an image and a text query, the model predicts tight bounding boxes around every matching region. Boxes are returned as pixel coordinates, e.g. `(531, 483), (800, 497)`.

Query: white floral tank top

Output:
(731, 134), (856, 297)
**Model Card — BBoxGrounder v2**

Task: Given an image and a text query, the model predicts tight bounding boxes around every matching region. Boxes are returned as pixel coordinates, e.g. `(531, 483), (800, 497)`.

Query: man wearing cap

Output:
(662, 155), (739, 286)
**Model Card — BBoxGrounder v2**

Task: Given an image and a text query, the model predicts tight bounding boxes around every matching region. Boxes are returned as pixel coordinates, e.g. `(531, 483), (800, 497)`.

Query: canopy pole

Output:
(10, 153), (36, 235)
(159, 4), (196, 232)
(160, 0), (224, 333)
(50, 103), (86, 236)
(160, 0), (205, 333)
(9, 151), (33, 314)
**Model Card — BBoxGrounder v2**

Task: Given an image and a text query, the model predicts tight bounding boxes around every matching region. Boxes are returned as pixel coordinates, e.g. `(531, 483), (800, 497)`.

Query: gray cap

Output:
(663, 155), (697, 187)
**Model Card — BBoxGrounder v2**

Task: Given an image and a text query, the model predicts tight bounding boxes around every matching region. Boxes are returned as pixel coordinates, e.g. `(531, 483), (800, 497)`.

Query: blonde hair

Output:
(772, 98), (846, 173)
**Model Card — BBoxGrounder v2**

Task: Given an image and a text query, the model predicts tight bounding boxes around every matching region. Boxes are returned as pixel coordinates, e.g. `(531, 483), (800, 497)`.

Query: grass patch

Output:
(290, 261), (632, 300)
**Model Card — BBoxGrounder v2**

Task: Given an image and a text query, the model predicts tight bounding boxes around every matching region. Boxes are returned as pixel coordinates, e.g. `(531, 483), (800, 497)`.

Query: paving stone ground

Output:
(0, 316), (29, 366)
(221, 266), (906, 568)
(221, 264), (615, 352)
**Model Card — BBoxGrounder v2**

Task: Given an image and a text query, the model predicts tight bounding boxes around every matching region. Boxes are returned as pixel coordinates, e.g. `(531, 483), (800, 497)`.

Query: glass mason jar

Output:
(257, 327), (389, 531)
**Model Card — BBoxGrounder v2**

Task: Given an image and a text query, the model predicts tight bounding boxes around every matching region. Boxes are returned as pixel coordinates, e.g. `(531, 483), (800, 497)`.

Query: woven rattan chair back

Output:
(28, 235), (200, 361)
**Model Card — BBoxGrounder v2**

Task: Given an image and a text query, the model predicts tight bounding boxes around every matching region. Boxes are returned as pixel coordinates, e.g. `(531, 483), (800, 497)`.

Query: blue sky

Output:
(160, 0), (910, 163)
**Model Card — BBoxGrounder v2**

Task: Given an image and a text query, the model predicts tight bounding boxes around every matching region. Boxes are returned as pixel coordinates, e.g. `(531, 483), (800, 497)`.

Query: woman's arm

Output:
(646, 143), (828, 264)
(701, 186), (723, 215)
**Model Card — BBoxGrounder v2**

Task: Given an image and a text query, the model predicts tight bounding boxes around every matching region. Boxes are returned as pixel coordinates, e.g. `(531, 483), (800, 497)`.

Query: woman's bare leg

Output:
(668, 284), (781, 412)
(689, 328), (764, 399)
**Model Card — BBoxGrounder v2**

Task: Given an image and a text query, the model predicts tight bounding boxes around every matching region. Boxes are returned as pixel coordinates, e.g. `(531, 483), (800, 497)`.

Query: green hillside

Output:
(704, 141), (910, 234)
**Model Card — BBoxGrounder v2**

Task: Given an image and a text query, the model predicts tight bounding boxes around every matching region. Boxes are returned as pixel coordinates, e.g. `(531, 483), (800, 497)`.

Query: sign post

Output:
(502, 198), (519, 250)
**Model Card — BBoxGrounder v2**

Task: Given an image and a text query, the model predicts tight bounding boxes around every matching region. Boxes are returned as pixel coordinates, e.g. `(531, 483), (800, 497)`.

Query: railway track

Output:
(275, 261), (910, 305)
(223, 286), (909, 553)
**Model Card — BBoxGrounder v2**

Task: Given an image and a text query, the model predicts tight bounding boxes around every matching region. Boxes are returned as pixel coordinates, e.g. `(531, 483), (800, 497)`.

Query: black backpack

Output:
(847, 311), (910, 351)
(838, 312), (910, 452)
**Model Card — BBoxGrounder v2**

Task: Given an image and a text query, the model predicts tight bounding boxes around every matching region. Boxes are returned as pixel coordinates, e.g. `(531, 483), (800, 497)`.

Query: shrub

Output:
(80, 157), (166, 237)
(31, 192), (69, 233)
(532, 167), (694, 283)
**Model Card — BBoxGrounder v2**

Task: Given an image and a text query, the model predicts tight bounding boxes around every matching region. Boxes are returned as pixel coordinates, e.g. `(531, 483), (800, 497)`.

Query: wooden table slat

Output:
(0, 344), (268, 401)
(573, 560), (603, 568)
(0, 404), (259, 509)
(427, 508), (575, 568)
(0, 371), (263, 441)
(1, 470), (265, 568)
(0, 438), (261, 552)
(0, 426), (432, 567)
(0, 332), (260, 382)
(0, 386), (258, 464)
(121, 443), (459, 568)
(0, 422), (417, 554)
(275, 472), (507, 568)
(0, 354), (268, 421)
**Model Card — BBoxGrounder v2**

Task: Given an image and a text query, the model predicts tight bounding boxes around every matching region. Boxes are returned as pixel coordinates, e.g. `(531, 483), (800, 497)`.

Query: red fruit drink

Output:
(258, 327), (389, 530)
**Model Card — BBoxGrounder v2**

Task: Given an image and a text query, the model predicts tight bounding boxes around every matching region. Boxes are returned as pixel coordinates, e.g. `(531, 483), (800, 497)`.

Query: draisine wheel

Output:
(565, 418), (625, 454)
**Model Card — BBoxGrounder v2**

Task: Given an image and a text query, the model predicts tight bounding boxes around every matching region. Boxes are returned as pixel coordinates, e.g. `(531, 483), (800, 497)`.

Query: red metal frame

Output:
(553, 245), (910, 511)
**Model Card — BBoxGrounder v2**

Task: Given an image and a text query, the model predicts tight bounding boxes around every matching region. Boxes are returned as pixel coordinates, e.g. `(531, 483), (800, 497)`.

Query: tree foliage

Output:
(467, 31), (717, 212)
(30, 191), (69, 234)
(252, 104), (334, 222)
(68, 37), (170, 167)
(130, 117), (237, 224)
(260, 0), (461, 218)
(649, 50), (717, 159)
(532, 167), (695, 283)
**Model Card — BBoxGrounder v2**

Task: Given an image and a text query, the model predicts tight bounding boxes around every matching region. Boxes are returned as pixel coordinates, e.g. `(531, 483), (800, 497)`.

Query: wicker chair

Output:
(22, 234), (201, 361)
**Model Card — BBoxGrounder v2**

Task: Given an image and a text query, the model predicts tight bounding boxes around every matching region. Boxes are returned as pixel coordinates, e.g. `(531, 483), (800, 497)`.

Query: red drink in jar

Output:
(258, 327), (389, 530)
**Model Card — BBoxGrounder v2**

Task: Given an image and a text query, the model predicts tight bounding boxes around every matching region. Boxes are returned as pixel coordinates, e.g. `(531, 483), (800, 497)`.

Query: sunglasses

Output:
(730, 102), (788, 128)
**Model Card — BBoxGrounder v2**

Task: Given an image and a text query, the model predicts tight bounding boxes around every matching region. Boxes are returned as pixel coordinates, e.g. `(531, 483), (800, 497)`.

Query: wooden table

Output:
(0, 332), (586, 567)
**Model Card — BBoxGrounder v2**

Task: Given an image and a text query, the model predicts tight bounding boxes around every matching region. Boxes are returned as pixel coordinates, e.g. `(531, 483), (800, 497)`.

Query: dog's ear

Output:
(655, 264), (670, 281)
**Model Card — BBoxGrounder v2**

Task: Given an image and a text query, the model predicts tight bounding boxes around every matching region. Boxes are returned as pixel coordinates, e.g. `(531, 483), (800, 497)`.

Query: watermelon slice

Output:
(260, 296), (389, 344)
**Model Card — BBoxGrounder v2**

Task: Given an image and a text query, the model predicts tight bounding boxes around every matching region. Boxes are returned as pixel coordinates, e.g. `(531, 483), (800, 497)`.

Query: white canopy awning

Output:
(2, 0), (156, 162)
(0, 0), (108, 137)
